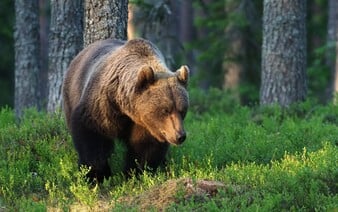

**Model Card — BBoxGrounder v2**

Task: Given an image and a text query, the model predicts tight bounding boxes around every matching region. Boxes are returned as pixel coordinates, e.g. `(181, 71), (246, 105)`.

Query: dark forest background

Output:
(0, 0), (332, 108)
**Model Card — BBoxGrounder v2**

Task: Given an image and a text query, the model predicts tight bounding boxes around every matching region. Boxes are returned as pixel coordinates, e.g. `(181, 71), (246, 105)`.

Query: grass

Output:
(0, 90), (337, 211)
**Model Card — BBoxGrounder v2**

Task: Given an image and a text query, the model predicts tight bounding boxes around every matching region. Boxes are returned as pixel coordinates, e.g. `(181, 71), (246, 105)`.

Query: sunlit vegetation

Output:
(0, 89), (337, 210)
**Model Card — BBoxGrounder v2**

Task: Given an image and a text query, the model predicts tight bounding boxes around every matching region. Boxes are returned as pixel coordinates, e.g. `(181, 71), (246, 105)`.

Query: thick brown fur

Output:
(62, 38), (189, 182)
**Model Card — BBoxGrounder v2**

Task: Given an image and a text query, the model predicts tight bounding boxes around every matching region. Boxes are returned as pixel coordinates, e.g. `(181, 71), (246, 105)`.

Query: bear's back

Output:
(63, 39), (125, 127)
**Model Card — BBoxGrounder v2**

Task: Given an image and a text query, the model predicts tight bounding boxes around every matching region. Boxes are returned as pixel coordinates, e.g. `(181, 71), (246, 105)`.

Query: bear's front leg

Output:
(124, 139), (169, 177)
(70, 107), (114, 183)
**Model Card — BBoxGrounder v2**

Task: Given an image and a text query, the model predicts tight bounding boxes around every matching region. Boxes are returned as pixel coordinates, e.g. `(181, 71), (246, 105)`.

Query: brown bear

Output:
(62, 38), (189, 182)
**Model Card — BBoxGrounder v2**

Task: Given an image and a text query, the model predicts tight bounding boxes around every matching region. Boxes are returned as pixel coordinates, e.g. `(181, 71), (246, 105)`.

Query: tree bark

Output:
(161, 0), (180, 68)
(128, 3), (136, 39)
(334, 50), (338, 103)
(47, 0), (83, 113)
(84, 0), (128, 47)
(141, 0), (181, 68)
(38, 0), (50, 110)
(327, 0), (338, 103)
(260, 0), (307, 107)
(223, 0), (245, 97)
(14, 0), (40, 117)
(179, 0), (196, 75)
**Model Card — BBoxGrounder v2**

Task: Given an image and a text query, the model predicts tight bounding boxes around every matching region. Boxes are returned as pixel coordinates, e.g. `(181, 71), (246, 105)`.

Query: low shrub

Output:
(0, 96), (337, 210)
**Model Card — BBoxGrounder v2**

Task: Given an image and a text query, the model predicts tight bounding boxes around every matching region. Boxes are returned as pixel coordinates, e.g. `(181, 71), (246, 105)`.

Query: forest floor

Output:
(0, 91), (337, 211)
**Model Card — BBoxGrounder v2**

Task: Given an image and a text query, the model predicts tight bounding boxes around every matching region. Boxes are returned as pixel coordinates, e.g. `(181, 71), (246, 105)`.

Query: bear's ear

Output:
(136, 66), (155, 91)
(176, 65), (189, 87)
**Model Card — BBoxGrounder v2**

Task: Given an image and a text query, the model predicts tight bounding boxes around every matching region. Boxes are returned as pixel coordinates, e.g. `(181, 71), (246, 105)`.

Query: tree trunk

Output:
(128, 3), (136, 39)
(179, 0), (196, 75)
(47, 0), (83, 113)
(161, 0), (180, 68)
(260, 0), (307, 107)
(327, 0), (338, 103)
(14, 0), (40, 117)
(38, 0), (50, 110)
(84, 0), (128, 47)
(223, 0), (246, 98)
(334, 50), (338, 103)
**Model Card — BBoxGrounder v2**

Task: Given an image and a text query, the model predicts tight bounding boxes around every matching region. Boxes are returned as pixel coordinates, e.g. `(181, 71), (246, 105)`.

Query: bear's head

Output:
(133, 65), (189, 145)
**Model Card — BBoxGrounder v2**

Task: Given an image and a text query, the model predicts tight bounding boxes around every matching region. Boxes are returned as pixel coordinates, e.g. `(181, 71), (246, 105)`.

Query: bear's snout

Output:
(160, 129), (186, 145)
(176, 131), (186, 144)
(169, 130), (186, 145)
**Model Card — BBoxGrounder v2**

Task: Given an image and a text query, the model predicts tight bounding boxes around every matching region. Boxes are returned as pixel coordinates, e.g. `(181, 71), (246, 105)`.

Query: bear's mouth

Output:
(158, 131), (168, 143)
(141, 121), (178, 145)
(147, 128), (167, 143)
(160, 131), (180, 146)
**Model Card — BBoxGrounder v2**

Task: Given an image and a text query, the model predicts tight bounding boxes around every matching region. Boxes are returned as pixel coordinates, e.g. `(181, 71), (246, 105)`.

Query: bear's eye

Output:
(161, 108), (170, 115)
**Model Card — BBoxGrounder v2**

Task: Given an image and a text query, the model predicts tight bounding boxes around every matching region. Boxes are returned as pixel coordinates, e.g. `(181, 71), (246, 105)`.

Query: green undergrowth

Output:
(0, 95), (337, 211)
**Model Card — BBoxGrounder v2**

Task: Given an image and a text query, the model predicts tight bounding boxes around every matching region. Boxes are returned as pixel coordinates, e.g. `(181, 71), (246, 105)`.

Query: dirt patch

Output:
(47, 178), (244, 211)
(47, 200), (111, 212)
(118, 178), (243, 211)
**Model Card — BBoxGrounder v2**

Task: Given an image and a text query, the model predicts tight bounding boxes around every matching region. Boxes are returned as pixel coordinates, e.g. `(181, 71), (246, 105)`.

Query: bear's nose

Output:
(177, 131), (186, 144)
